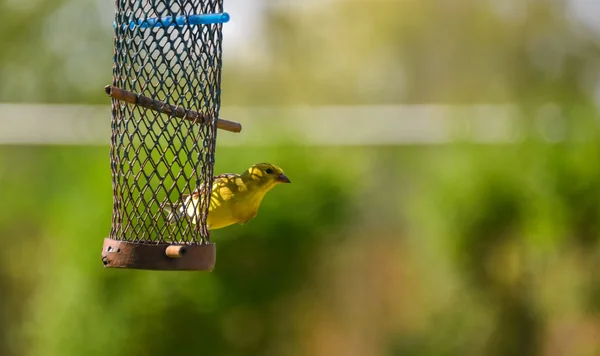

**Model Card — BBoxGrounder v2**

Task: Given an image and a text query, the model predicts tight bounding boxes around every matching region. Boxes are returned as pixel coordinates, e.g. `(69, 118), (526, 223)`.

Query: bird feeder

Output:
(101, 0), (240, 271)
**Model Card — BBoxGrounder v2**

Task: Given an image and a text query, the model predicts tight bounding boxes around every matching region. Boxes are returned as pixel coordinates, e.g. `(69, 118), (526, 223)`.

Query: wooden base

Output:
(101, 238), (216, 271)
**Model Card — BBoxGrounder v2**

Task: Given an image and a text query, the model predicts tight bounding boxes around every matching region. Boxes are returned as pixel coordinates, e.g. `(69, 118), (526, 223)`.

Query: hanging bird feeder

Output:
(101, 0), (239, 271)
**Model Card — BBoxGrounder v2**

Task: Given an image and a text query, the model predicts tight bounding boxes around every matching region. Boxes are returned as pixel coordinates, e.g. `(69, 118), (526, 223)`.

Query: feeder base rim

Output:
(101, 238), (216, 271)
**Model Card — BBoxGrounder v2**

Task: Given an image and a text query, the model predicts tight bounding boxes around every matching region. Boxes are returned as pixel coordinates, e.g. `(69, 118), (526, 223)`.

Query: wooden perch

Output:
(104, 85), (242, 133)
(165, 245), (187, 258)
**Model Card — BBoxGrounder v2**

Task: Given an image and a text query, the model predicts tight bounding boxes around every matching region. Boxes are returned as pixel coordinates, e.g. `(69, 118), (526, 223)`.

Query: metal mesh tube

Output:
(109, 0), (226, 245)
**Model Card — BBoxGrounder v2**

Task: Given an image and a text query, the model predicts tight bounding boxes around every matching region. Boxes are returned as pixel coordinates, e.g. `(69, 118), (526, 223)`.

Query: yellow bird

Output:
(163, 163), (291, 230)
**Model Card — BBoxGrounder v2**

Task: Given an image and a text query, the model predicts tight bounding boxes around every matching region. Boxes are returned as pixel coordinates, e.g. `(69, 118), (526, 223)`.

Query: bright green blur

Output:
(1, 0), (600, 355)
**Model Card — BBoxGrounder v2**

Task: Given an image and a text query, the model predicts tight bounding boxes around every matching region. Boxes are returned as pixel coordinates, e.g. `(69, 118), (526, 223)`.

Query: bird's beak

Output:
(276, 173), (291, 183)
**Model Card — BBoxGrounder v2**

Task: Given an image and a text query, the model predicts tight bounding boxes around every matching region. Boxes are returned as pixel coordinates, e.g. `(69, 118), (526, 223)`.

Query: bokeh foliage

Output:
(1, 0), (600, 355)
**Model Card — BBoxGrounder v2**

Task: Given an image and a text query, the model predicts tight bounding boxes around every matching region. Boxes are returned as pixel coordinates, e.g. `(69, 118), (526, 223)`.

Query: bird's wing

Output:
(190, 173), (240, 205)
(163, 173), (241, 224)
(190, 173), (237, 195)
(216, 174), (240, 199)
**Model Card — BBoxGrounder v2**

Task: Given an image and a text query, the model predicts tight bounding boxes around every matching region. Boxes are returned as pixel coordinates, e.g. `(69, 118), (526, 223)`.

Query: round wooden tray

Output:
(101, 238), (216, 271)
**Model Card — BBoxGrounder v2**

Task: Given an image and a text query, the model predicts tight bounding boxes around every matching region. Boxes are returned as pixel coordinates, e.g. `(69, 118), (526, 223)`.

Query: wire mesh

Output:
(109, 0), (225, 245)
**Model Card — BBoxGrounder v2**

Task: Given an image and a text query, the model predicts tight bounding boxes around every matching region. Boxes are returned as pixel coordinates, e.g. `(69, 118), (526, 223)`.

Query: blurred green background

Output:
(1, 0), (600, 355)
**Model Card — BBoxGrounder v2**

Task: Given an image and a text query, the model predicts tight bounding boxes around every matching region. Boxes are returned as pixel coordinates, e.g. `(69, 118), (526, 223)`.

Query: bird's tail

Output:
(161, 201), (185, 224)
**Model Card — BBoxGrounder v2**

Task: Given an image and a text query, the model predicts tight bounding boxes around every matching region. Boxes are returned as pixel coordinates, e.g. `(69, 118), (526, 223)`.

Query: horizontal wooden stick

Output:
(104, 85), (242, 133)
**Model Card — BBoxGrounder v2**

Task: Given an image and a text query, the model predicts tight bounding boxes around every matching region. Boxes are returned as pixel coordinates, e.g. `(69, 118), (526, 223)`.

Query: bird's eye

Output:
(265, 168), (274, 174)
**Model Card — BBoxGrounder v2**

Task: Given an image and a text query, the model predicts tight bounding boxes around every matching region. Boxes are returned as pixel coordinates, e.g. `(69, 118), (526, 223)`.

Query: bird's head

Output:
(244, 163), (291, 188)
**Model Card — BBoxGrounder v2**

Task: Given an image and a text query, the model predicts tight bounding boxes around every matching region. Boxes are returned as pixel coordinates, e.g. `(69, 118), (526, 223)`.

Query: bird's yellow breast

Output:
(203, 176), (267, 230)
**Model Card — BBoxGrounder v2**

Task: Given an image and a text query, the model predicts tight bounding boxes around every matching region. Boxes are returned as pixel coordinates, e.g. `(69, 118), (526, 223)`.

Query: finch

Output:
(163, 163), (291, 230)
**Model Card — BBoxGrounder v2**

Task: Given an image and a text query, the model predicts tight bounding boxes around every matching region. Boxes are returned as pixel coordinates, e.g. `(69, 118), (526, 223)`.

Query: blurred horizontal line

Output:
(0, 102), (532, 146)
